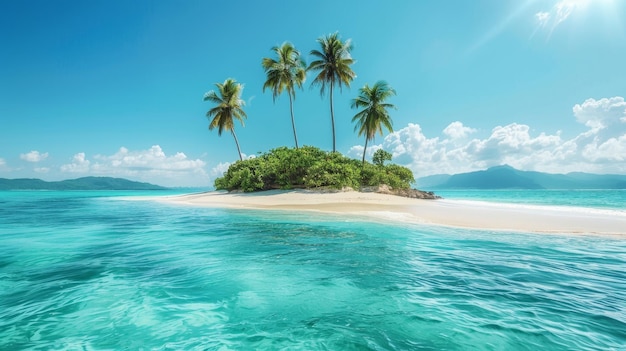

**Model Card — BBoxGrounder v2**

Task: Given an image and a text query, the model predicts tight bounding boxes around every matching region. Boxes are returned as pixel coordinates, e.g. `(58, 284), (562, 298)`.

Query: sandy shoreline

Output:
(145, 190), (626, 237)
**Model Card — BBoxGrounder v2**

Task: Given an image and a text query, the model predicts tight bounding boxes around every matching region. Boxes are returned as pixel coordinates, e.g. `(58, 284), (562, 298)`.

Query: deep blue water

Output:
(1, 191), (625, 350)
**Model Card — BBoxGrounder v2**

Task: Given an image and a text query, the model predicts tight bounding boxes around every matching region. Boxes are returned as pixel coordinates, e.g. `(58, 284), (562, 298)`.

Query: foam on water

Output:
(1, 191), (625, 350)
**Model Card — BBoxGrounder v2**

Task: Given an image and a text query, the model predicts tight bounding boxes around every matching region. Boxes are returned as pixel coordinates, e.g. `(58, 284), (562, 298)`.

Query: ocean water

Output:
(434, 189), (626, 211)
(1, 190), (625, 350)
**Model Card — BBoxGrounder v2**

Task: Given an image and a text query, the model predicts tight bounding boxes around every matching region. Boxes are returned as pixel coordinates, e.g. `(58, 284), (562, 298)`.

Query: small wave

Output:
(2, 192), (626, 350)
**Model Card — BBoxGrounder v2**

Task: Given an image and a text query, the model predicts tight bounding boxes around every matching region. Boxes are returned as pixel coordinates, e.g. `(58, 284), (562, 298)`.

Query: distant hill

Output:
(415, 165), (626, 189)
(0, 177), (167, 190)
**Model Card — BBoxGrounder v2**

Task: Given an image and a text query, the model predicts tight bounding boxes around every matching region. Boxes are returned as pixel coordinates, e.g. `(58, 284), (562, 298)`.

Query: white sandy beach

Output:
(150, 190), (626, 236)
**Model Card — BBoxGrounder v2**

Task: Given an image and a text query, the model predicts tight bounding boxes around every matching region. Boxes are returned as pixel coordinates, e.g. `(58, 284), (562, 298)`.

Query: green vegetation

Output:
(351, 81), (396, 163)
(372, 149), (393, 167)
(262, 42), (307, 149)
(203, 78), (247, 161)
(214, 146), (414, 192)
(308, 32), (356, 153)
(204, 32), (422, 194)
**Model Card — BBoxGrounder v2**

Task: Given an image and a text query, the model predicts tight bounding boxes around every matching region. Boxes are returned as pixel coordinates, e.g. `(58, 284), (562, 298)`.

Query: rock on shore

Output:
(361, 184), (441, 199)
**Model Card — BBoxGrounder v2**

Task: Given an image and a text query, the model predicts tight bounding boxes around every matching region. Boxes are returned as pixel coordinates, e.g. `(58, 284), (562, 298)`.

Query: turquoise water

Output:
(1, 191), (625, 350)
(435, 189), (626, 211)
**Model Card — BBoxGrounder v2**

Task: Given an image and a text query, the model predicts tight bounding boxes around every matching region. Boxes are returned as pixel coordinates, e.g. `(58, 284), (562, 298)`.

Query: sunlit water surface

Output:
(1, 191), (625, 350)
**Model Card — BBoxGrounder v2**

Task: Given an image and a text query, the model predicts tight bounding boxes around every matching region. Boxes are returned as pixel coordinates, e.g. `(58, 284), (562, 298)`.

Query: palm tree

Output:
(351, 81), (396, 163)
(203, 78), (247, 161)
(308, 32), (356, 153)
(262, 42), (306, 149)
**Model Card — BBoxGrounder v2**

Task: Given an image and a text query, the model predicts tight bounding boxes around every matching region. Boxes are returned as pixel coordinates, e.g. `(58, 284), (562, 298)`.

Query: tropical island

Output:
(213, 146), (437, 199)
(144, 31), (623, 235)
(176, 32), (626, 235)
(203, 32), (437, 199)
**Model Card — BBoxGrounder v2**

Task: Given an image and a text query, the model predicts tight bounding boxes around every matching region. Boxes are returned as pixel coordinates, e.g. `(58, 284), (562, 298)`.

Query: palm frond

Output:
(351, 81), (396, 145)
(203, 78), (247, 137)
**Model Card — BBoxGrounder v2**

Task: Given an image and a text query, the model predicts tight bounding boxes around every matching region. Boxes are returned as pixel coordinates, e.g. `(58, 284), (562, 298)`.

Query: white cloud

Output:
(348, 145), (364, 158)
(56, 145), (209, 187)
(20, 150), (49, 162)
(443, 121), (477, 139)
(61, 152), (91, 173)
(573, 96), (626, 129)
(210, 162), (232, 178)
(207, 155), (257, 181)
(34, 167), (50, 173)
(347, 144), (383, 163)
(579, 133), (626, 162)
(0, 157), (12, 173)
(93, 145), (205, 172)
(350, 96), (626, 177)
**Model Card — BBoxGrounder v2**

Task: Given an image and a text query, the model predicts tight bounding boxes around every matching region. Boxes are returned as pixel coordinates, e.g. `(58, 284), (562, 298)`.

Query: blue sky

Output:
(1, 0), (625, 187)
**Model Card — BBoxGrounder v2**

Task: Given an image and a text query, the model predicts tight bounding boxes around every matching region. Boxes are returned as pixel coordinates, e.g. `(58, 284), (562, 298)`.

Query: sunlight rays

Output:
(468, 0), (622, 52)
(534, 0), (621, 40)
(466, 0), (539, 54)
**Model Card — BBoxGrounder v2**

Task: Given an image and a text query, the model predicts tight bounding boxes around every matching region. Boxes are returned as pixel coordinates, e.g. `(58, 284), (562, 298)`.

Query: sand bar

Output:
(148, 190), (626, 237)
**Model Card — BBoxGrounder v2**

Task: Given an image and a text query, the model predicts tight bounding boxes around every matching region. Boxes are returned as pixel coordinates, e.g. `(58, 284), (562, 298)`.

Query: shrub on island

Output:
(214, 146), (415, 192)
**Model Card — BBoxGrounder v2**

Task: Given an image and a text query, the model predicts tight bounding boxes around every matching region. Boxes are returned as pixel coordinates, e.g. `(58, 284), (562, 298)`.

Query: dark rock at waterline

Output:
(361, 184), (441, 199)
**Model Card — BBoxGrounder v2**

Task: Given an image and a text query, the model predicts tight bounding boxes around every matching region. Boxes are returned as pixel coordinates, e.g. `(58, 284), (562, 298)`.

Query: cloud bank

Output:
(4, 97), (624, 186)
(349, 96), (626, 177)
(20, 150), (49, 162)
(60, 145), (209, 187)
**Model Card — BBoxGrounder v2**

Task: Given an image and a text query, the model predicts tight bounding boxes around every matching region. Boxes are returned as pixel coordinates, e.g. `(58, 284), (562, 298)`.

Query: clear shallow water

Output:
(435, 189), (626, 211)
(1, 191), (625, 350)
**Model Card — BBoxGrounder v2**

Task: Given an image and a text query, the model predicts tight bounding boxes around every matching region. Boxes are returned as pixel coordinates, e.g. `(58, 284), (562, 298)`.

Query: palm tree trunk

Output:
(231, 129), (243, 161)
(362, 137), (369, 164)
(329, 83), (336, 153)
(289, 93), (299, 149)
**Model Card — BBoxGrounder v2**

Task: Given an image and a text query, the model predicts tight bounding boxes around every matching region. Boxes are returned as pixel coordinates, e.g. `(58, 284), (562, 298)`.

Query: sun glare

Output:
(534, 0), (623, 39)
(564, 0), (618, 13)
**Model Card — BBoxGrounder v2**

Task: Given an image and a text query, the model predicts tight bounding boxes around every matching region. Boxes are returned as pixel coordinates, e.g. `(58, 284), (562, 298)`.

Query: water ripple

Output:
(1, 194), (625, 350)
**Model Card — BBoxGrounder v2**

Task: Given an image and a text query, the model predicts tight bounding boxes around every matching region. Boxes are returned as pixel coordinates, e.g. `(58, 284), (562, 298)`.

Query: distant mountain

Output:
(415, 165), (626, 189)
(0, 177), (167, 190)
(414, 173), (452, 189)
